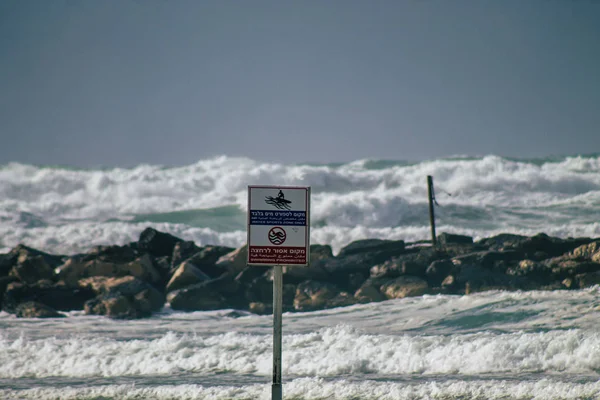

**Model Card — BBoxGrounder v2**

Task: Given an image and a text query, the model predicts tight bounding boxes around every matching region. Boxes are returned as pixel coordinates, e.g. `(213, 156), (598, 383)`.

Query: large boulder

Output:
(380, 276), (429, 299)
(15, 301), (65, 318)
(570, 241), (600, 263)
(455, 265), (532, 294)
(542, 256), (600, 280)
(337, 239), (405, 258)
(166, 261), (210, 292)
(167, 275), (242, 311)
(476, 234), (528, 251)
(318, 240), (407, 291)
(310, 244), (334, 261)
(425, 259), (455, 286)
(451, 250), (523, 274)
(10, 253), (55, 284)
(137, 227), (183, 258)
(575, 271), (600, 288)
(171, 241), (202, 270)
(510, 233), (592, 259)
(354, 283), (386, 303)
(5, 245), (64, 270)
(81, 276), (165, 319)
(85, 244), (139, 264)
(57, 254), (162, 287)
(3, 280), (96, 313)
(370, 248), (442, 280)
(438, 233), (473, 246)
(0, 276), (18, 308)
(0, 253), (14, 276)
(182, 245), (235, 278)
(214, 245), (248, 277)
(293, 280), (345, 311)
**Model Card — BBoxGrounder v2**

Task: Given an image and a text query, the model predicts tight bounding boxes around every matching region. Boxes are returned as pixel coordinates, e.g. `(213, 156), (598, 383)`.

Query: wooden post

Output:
(427, 175), (437, 246)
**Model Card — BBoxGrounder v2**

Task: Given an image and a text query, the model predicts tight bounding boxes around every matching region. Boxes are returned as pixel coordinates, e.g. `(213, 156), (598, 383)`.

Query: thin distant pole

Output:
(427, 176), (437, 246)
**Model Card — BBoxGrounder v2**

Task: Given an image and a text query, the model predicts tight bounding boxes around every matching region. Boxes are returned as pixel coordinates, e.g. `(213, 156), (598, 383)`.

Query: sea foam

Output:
(1, 155), (600, 254)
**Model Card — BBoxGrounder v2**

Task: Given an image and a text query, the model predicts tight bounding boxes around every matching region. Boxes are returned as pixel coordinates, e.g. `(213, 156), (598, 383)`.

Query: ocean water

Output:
(1, 154), (600, 255)
(1, 289), (599, 399)
(1, 154), (600, 399)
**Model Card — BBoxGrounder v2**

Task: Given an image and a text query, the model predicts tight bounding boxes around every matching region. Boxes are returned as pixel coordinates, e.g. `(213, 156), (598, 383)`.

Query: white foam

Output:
(1, 155), (600, 254)
(1, 378), (599, 400)
(1, 324), (599, 379)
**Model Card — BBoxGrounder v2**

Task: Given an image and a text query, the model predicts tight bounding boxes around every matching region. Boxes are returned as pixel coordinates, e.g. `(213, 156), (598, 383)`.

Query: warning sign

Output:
(247, 186), (310, 266)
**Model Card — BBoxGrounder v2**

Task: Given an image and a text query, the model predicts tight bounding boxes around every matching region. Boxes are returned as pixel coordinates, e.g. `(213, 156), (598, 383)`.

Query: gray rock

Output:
(57, 254), (162, 287)
(16, 301), (65, 318)
(293, 280), (341, 311)
(337, 239), (405, 258)
(166, 261), (210, 292)
(380, 276), (429, 299)
(10, 253), (55, 284)
(80, 276), (165, 318)
(138, 227), (183, 258)
(3, 280), (95, 313)
(438, 233), (473, 246)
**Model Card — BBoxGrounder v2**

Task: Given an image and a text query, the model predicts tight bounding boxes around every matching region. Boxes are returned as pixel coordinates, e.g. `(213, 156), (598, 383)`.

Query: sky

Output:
(1, 0), (599, 168)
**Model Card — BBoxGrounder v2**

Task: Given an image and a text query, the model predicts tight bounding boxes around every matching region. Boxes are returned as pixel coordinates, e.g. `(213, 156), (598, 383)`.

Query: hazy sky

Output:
(1, 0), (599, 167)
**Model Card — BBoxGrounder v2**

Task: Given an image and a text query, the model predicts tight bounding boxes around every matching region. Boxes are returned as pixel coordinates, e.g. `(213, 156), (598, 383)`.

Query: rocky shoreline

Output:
(1, 228), (600, 319)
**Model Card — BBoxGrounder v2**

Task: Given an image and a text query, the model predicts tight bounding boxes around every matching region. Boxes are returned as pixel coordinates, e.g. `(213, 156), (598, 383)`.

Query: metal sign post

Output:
(272, 264), (283, 400)
(247, 185), (310, 400)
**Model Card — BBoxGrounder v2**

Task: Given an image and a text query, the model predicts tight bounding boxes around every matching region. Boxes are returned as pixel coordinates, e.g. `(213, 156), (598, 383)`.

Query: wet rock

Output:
(354, 284), (385, 303)
(293, 280), (342, 311)
(323, 241), (410, 291)
(183, 245), (236, 278)
(0, 276), (19, 308)
(425, 260), (454, 286)
(570, 241), (600, 263)
(310, 244), (334, 260)
(0, 253), (14, 276)
(380, 276), (429, 299)
(85, 295), (136, 319)
(441, 275), (456, 290)
(171, 241), (201, 270)
(476, 233), (528, 251)
(249, 302), (272, 315)
(214, 245), (248, 277)
(167, 282), (227, 311)
(542, 257), (600, 280)
(166, 261), (210, 292)
(264, 264), (330, 285)
(3, 280), (96, 313)
(337, 239), (405, 258)
(10, 253), (55, 284)
(167, 275), (243, 311)
(138, 228), (183, 258)
(438, 233), (473, 246)
(455, 265), (531, 294)
(575, 271), (600, 288)
(371, 248), (442, 280)
(86, 244), (139, 264)
(235, 266), (270, 284)
(80, 276), (165, 318)
(57, 254), (162, 287)
(513, 233), (592, 258)
(16, 301), (65, 318)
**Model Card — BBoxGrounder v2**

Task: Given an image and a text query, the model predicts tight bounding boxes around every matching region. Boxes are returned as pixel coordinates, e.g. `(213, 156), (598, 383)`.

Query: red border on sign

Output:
(247, 185), (310, 266)
(248, 246), (307, 264)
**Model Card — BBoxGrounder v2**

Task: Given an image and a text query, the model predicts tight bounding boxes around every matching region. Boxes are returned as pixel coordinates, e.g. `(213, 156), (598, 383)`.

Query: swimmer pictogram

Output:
(268, 227), (286, 245)
(265, 190), (292, 210)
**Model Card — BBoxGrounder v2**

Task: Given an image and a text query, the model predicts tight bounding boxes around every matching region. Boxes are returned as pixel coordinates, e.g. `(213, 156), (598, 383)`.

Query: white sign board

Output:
(247, 185), (310, 266)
